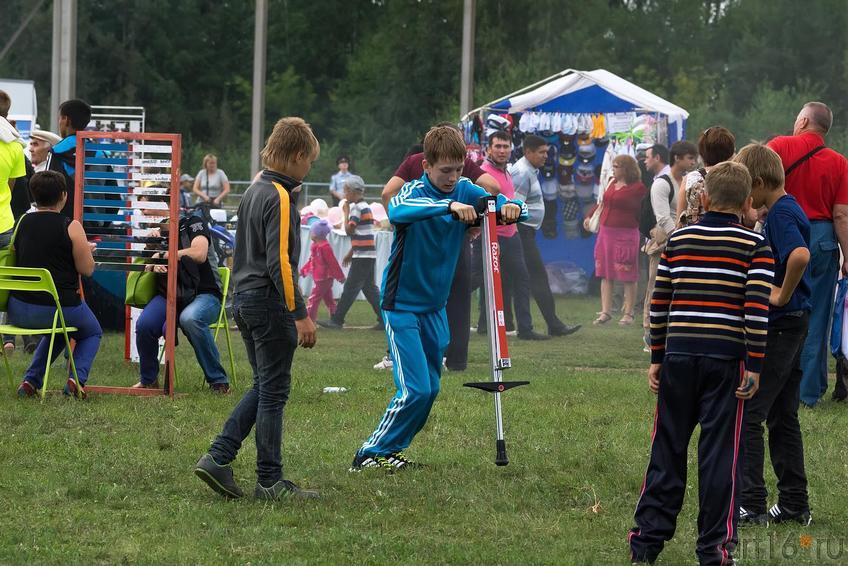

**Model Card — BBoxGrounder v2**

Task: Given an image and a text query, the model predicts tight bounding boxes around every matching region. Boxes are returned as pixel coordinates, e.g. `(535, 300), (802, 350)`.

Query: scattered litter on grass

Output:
(586, 485), (602, 514)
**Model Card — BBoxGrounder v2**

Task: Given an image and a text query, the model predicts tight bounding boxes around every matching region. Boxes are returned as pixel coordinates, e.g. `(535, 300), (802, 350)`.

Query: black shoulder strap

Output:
(658, 174), (674, 204)
(785, 145), (826, 177)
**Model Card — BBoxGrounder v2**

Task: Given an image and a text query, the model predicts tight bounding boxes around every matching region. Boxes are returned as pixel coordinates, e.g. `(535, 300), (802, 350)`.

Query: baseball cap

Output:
(179, 173), (194, 183)
(577, 142), (596, 161)
(344, 175), (366, 193)
(575, 162), (595, 184)
(485, 114), (510, 132)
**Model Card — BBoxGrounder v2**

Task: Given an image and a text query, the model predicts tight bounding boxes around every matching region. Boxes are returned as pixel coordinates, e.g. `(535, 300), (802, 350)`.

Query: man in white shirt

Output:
(329, 155), (352, 206)
(511, 135), (581, 337)
(641, 142), (698, 346)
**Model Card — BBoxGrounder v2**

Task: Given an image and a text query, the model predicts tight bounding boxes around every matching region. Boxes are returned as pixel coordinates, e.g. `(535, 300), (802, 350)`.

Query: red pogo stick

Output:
(463, 196), (529, 466)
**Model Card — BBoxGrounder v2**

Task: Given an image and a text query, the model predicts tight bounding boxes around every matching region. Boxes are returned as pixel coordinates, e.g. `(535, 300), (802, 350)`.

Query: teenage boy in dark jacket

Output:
(195, 117), (320, 501)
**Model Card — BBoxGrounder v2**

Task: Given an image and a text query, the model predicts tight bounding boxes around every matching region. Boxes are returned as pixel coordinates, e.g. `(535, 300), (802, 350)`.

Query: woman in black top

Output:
(11, 171), (102, 398)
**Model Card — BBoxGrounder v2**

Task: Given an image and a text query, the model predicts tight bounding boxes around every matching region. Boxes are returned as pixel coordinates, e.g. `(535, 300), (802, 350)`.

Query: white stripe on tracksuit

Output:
(359, 320), (408, 454)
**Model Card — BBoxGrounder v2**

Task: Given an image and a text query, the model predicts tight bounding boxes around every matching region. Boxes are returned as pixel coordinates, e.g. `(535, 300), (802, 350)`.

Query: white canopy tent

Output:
(464, 68), (689, 142)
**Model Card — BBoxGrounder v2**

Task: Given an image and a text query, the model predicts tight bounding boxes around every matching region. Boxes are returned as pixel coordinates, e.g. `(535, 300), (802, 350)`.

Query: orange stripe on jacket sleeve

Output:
(272, 182), (296, 311)
(752, 257), (775, 264)
(744, 301), (769, 310)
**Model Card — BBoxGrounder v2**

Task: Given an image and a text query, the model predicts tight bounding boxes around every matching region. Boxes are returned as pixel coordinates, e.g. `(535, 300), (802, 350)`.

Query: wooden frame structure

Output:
(73, 131), (181, 397)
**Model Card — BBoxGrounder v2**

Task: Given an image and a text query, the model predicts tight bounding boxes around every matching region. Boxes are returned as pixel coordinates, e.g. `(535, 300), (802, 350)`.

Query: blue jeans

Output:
(208, 287), (298, 486)
(799, 221), (839, 406)
(136, 293), (228, 385)
(8, 296), (102, 388)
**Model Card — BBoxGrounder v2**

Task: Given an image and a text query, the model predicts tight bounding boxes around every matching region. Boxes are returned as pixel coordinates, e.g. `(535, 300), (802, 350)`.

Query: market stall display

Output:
(460, 69), (689, 279)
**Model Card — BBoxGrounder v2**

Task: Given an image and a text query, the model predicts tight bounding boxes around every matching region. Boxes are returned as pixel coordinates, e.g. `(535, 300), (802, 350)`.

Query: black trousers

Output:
(210, 288), (296, 486)
(517, 224), (565, 332)
(444, 239), (471, 370)
(332, 257), (381, 324)
(476, 233), (533, 334)
(630, 355), (744, 566)
(740, 313), (810, 515)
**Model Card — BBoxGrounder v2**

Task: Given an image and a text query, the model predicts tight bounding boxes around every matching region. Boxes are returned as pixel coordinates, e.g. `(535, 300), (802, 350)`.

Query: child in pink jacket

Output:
(300, 220), (345, 321)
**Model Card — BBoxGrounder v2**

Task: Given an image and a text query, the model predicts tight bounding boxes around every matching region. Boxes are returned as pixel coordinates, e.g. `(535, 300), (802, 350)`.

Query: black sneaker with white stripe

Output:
(738, 506), (768, 525)
(768, 503), (812, 525)
(349, 453), (392, 472)
(386, 451), (423, 470)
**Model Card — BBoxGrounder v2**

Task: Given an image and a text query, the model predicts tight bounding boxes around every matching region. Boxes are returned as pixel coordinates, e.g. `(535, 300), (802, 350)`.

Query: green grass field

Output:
(1, 296), (846, 565)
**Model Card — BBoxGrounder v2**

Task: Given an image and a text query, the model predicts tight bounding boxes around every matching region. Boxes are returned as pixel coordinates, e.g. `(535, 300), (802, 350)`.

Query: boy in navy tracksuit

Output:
(735, 144), (813, 526)
(350, 125), (527, 471)
(629, 162), (774, 565)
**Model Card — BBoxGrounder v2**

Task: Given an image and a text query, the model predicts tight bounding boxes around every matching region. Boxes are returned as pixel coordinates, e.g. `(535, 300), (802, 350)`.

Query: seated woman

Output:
(11, 171), (102, 398)
(133, 208), (230, 393)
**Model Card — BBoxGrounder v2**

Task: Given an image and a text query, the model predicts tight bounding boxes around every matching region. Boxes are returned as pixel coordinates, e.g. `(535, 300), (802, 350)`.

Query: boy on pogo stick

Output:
(349, 125), (527, 471)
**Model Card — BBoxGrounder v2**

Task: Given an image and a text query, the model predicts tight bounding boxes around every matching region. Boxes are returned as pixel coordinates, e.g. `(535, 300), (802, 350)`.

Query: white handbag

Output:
(586, 204), (603, 234)
(586, 179), (615, 234)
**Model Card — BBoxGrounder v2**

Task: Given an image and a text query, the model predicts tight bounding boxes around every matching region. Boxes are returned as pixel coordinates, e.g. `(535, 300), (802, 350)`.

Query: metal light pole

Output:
(459, 0), (476, 117)
(250, 0), (268, 177)
(51, 0), (77, 131)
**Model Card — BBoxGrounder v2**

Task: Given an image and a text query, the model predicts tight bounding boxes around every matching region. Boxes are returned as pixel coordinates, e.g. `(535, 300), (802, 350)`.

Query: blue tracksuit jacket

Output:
(380, 173), (528, 313)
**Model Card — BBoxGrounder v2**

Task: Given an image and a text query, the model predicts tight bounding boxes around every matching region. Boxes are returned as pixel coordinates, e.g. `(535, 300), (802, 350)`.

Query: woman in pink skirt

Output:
(588, 155), (647, 325)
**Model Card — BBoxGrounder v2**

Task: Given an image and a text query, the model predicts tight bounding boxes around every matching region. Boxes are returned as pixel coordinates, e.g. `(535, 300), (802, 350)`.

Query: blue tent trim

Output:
(535, 85), (638, 114)
(491, 85), (643, 114)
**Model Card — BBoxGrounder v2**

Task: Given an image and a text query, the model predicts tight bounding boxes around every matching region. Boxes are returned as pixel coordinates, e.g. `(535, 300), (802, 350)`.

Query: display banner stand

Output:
(74, 132), (181, 397)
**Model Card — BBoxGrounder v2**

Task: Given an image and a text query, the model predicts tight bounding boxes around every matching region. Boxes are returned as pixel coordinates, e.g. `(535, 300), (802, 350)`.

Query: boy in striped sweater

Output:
(629, 161), (774, 566)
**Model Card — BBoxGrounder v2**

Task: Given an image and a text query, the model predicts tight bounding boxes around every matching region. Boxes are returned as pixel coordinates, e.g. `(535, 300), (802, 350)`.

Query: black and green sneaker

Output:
(349, 453), (392, 472)
(386, 451), (423, 470)
(194, 453), (244, 499)
(255, 479), (319, 500)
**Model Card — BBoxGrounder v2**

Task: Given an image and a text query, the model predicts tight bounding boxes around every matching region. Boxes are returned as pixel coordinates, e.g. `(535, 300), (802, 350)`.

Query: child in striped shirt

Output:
(317, 175), (383, 329)
(629, 161), (774, 566)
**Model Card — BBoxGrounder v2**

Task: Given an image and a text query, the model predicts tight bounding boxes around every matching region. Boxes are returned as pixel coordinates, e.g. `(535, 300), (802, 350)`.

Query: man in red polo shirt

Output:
(379, 130), (499, 372)
(768, 102), (848, 406)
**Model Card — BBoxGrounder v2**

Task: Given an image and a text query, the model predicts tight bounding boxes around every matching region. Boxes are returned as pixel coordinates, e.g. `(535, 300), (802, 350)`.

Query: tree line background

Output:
(2, 0), (846, 187)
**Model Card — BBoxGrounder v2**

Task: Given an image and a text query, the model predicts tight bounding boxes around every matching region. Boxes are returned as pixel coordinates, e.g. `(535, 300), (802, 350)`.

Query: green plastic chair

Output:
(0, 267), (81, 400)
(209, 266), (236, 387)
(168, 266), (237, 389)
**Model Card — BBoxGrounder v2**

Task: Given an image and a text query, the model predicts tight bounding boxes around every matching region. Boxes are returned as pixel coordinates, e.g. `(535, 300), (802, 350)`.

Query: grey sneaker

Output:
(194, 453), (244, 499)
(255, 479), (319, 500)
